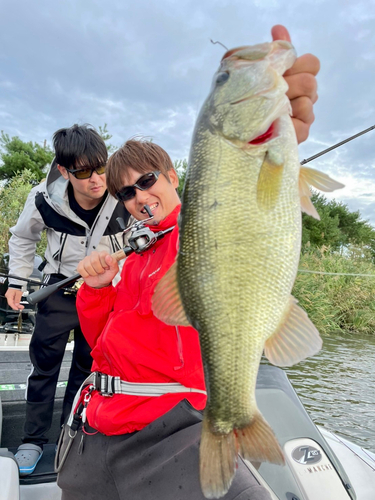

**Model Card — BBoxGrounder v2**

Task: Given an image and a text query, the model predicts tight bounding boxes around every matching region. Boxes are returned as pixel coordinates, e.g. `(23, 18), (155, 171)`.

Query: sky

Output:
(1, 0), (375, 223)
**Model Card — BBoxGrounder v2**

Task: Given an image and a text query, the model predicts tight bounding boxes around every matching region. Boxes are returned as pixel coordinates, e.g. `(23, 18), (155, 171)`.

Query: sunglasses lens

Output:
(137, 173), (158, 190)
(116, 187), (136, 202)
(95, 165), (106, 175)
(73, 165), (106, 179)
(75, 169), (92, 179)
(115, 172), (160, 202)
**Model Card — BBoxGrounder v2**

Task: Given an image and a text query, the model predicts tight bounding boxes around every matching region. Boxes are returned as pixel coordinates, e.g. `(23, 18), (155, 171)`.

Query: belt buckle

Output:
(100, 373), (114, 397)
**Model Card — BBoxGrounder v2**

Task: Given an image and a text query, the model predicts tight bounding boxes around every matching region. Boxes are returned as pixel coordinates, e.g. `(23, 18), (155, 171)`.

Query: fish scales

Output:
(153, 39), (343, 499)
(179, 114), (301, 428)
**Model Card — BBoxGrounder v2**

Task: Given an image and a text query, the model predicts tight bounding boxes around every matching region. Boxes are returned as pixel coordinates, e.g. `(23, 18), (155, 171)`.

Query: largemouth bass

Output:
(153, 40), (343, 498)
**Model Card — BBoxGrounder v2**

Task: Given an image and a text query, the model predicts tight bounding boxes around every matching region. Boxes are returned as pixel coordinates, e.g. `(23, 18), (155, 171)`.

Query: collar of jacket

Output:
(145, 204), (181, 232)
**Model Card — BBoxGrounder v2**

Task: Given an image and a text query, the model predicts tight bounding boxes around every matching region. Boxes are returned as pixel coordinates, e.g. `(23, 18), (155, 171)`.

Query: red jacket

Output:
(76, 205), (206, 435)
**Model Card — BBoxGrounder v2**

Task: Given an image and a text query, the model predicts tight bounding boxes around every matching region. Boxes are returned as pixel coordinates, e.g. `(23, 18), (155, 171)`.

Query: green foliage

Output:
(0, 131), (54, 184)
(293, 245), (375, 335)
(302, 192), (375, 259)
(0, 170), (47, 260)
(174, 158), (188, 197)
(98, 123), (117, 154)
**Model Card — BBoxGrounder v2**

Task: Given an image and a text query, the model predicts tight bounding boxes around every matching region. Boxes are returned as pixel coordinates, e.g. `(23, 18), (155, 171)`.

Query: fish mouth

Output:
(221, 46), (251, 61)
(248, 120), (278, 145)
(221, 44), (272, 62)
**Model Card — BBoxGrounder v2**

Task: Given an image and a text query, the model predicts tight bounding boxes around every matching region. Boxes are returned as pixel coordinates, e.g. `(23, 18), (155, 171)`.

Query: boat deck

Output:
(0, 346), (72, 485)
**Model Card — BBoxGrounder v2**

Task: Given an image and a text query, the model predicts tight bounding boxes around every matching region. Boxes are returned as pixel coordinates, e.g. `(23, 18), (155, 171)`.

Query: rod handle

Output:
(26, 274), (80, 305)
(27, 248), (129, 305)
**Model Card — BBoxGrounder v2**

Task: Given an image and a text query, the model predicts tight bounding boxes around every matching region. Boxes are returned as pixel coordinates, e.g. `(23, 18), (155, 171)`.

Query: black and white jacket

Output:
(8, 162), (131, 288)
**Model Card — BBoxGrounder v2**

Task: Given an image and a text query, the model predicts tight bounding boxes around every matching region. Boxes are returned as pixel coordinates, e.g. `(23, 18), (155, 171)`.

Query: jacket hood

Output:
(45, 157), (61, 187)
(44, 157), (71, 210)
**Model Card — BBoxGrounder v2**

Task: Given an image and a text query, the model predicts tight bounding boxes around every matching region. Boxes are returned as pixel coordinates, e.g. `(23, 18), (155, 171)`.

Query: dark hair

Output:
(106, 139), (174, 197)
(53, 124), (108, 169)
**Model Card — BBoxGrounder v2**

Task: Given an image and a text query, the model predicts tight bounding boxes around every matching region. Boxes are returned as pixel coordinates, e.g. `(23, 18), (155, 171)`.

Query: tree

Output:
(174, 158), (188, 197)
(98, 123), (117, 154)
(0, 170), (47, 260)
(302, 192), (375, 257)
(0, 131), (54, 184)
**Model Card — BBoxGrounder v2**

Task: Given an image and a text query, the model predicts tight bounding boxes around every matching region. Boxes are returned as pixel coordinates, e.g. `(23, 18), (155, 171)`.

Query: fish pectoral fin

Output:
(264, 296), (322, 367)
(256, 150), (284, 211)
(299, 166), (345, 220)
(300, 166), (345, 192)
(199, 412), (284, 499)
(151, 261), (190, 326)
(299, 173), (320, 220)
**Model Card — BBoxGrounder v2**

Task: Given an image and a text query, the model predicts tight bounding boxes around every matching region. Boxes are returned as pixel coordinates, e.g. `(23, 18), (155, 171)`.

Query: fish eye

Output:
(216, 71), (230, 84)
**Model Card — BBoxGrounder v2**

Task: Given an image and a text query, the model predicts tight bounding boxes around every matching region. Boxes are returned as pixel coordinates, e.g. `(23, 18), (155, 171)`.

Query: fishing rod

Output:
(26, 205), (175, 305)
(300, 124), (375, 165)
(0, 273), (44, 287)
(22, 126), (375, 303)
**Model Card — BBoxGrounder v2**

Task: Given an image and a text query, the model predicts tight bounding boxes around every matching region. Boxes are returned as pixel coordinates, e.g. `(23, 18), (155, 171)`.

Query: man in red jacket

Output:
(58, 139), (274, 500)
(57, 25), (319, 500)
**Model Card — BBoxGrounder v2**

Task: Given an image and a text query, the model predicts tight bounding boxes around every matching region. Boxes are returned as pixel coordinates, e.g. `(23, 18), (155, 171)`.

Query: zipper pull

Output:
(81, 406), (87, 425)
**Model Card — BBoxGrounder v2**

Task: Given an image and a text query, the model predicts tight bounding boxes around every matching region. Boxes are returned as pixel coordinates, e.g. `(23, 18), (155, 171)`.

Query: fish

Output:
(152, 40), (344, 498)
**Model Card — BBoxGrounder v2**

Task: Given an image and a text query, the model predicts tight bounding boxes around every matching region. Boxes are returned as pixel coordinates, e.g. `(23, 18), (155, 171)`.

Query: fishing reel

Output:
(27, 205), (175, 305)
(117, 205), (158, 255)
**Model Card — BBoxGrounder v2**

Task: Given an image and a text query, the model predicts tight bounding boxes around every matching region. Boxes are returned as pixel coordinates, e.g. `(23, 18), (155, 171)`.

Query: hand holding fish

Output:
(272, 24), (320, 144)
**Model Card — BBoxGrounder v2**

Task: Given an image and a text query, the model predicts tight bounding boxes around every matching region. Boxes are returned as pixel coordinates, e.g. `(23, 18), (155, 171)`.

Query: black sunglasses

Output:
(65, 164), (106, 180)
(115, 171), (161, 202)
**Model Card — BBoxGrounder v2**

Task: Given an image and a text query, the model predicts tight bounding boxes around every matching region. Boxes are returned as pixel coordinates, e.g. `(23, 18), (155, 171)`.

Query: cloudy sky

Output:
(1, 0), (375, 222)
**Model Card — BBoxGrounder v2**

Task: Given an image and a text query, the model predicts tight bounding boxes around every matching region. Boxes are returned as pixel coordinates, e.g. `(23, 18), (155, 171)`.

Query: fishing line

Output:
(298, 269), (375, 278)
(210, 39), (228, 51)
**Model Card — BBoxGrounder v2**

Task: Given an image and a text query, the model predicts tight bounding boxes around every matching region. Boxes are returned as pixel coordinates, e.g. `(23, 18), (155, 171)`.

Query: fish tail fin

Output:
(199, 412), (284, 498)
(200, 416), (237, 499)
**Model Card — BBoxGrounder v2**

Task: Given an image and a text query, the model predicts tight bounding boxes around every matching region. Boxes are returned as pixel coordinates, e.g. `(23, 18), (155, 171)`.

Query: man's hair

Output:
(106, 139), (174, 197)
(53, 124), (108, 169)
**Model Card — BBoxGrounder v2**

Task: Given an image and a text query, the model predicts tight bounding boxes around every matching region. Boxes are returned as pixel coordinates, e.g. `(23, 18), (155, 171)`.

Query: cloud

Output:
(1, 0), (375, 224)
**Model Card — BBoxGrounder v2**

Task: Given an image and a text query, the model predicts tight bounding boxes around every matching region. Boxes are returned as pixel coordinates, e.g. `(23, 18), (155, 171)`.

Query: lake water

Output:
(281, 331), (375, 453)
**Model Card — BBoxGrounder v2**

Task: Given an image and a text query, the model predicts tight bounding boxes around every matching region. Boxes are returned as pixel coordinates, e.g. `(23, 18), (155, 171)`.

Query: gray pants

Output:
(57, 400), (271, 500)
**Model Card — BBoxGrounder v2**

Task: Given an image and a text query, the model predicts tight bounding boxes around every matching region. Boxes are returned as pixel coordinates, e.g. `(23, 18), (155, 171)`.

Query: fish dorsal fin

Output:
(264, 296), (322, 367)
(299, 166), (345, 220)
(256, 150), (284, 211)
(152, 260), (191, 326)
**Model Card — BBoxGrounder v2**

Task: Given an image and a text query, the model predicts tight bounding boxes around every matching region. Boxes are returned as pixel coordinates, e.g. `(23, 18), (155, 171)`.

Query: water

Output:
(282, 332), (375, 453)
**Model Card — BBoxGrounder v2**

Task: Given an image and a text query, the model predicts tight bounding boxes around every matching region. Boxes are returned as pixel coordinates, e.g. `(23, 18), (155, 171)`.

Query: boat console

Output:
(1, 358), (374, 499)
